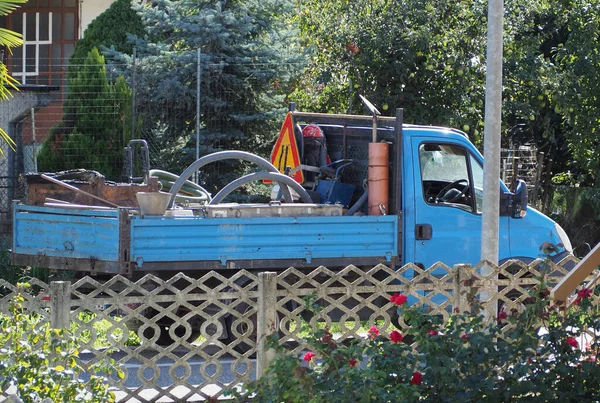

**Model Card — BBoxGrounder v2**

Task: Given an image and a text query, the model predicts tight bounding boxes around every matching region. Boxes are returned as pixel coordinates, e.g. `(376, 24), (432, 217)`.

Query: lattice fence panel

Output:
(0, 257), (589, 402)
(67, 270), (260, 402)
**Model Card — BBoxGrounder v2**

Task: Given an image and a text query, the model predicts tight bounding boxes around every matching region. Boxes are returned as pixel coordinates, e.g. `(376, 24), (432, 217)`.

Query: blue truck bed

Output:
(12, 203), (400, 274)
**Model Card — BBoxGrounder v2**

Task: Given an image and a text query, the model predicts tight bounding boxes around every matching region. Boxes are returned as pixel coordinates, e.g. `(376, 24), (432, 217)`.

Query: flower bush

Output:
(227, 280), (600, 402)
(0, 284), (120, 402)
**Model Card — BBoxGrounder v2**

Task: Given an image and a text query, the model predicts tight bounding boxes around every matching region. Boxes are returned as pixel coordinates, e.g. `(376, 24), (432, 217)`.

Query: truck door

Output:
(411, 139), (510, 269)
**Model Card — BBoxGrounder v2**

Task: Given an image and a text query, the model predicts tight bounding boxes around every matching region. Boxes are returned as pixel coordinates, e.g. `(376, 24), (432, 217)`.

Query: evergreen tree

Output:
(106, 0), (302, 191)
(38, 48), (133, 180)
(37, 0), (142, 179)
(70, 0), (144, 63)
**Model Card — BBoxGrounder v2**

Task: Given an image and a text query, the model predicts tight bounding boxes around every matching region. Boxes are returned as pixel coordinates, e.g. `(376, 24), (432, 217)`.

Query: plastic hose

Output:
(345, 188), (369, 216)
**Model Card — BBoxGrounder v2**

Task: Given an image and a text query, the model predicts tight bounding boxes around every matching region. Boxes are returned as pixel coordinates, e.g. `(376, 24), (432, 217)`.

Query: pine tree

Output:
(37, 48), (132, 180)
(106, 0), (302, 191)
(70, 0), (144, 62)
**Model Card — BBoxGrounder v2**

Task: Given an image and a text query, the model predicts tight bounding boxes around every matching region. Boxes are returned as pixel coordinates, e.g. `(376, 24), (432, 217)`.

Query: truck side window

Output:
(419, 143), (474, 212)
(469, 154), (484, 214)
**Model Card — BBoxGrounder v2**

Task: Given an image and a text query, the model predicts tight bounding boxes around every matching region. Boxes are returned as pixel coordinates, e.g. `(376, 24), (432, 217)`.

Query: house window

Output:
(1, 0), (78, 96)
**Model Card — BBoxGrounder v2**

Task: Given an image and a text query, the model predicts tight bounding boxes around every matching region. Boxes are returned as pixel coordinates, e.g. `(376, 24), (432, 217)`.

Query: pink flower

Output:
(390, 293), (408, 306)
(368, 326), (379, 338)
(497, 311), (508, 321)
(461, 334), (469, 340)
(410, 371), (422, 385)
(578, 288), (593, 299)
(349, 359), (358, 367)
(390, 330), (403, 343)
(566, 337), (579, 348)
(427, 329), (438, 336)
(303, 352), (316, 362)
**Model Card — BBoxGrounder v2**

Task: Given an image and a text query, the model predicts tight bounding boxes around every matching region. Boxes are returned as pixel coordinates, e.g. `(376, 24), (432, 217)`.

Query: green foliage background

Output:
(0, 286), (119, 402)
(33, 0), (600, 244)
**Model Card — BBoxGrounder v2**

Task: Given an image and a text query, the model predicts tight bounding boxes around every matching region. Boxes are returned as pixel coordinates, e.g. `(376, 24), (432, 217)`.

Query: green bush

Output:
(0, 284), (122, 402)
(227, 280), (600, 402)
(0, 248), (27, 285)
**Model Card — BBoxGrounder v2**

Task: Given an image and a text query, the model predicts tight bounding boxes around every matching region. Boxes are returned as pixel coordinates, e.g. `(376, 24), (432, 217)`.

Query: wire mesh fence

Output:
(2, 55), (599, 252)
(0, 56), (297, 232)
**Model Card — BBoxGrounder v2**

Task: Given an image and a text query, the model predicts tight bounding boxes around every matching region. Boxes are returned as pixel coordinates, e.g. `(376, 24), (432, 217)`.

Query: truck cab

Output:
(289, 109), (572, 270)
(402, 126), (572, 268)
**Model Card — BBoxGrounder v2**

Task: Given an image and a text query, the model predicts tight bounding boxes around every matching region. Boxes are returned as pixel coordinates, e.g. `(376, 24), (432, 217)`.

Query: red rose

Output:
(427, 329), (438, 336)
(303, 352), (316, 362)
(321, 331), (333, 343)
(566, 337), (579, 348)
(578, 288), (593, 299)
(461, 334), (469, 340)
(368, 326), (379, 338)
(349, 359), (358, 367)
(390, 330), (403, 343)
(497, 311), (508, 320)
(410, 371), (422, 385)
(390, 293), (408, 306)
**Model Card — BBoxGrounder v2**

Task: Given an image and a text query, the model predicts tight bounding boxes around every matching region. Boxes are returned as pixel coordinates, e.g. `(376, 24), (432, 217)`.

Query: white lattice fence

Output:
(0, 257), (581, 402)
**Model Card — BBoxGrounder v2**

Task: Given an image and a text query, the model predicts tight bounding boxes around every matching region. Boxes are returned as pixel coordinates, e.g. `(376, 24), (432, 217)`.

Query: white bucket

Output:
(136, 192), (171, 216)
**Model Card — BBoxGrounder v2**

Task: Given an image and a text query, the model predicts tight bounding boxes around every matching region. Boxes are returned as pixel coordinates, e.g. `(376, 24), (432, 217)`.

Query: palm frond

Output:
(0, 28), (22, 48)
(0, 0), (27, 17)
(0, 62), (19, 101)
(0, 0), (26, 156)
(0, 127), (16, 156)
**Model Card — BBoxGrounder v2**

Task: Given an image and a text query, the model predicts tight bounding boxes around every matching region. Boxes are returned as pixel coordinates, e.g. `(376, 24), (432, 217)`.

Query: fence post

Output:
(50, 281), (71, 330)
(256, 272), (278, 377)
(453, 264), (470, 313)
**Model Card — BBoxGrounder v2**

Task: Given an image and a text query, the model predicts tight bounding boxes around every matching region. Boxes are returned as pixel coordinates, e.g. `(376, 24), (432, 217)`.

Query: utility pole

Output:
(481, 0), (504, 265)
(195, 48), (202, 184)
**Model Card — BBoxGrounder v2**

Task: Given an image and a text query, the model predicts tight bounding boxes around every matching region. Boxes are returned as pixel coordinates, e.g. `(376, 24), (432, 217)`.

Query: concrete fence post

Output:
(453, 264), (471, 313)
(256, 272), (278, 377)
(50, 281), (71, 330)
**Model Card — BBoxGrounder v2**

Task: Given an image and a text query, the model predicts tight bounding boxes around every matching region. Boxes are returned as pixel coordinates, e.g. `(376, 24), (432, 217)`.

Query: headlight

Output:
(554, 223), (573, 253)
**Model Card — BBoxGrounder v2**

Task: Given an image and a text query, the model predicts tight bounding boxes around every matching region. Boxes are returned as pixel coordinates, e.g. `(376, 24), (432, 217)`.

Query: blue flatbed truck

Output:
(11, 108), (573, 277)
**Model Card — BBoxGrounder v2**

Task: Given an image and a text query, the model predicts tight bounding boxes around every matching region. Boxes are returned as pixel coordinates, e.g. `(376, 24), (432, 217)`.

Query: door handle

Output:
(415, 224), (432, 240)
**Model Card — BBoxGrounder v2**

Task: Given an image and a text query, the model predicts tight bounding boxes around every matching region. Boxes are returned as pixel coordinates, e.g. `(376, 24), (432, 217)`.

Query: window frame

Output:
(418, 141), (479, 214)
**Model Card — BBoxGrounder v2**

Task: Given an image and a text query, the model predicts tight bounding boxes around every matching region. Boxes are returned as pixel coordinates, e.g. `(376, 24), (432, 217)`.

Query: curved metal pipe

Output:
(209, 172), (313, 205)
(168, 151), (292, 208)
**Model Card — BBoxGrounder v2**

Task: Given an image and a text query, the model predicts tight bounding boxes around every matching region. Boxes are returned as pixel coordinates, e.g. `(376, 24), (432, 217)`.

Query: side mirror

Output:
(511, 179), (528, 218)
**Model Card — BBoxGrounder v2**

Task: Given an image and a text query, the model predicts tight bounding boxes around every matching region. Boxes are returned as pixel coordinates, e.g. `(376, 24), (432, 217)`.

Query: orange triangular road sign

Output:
(266, 113), (304, 184)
